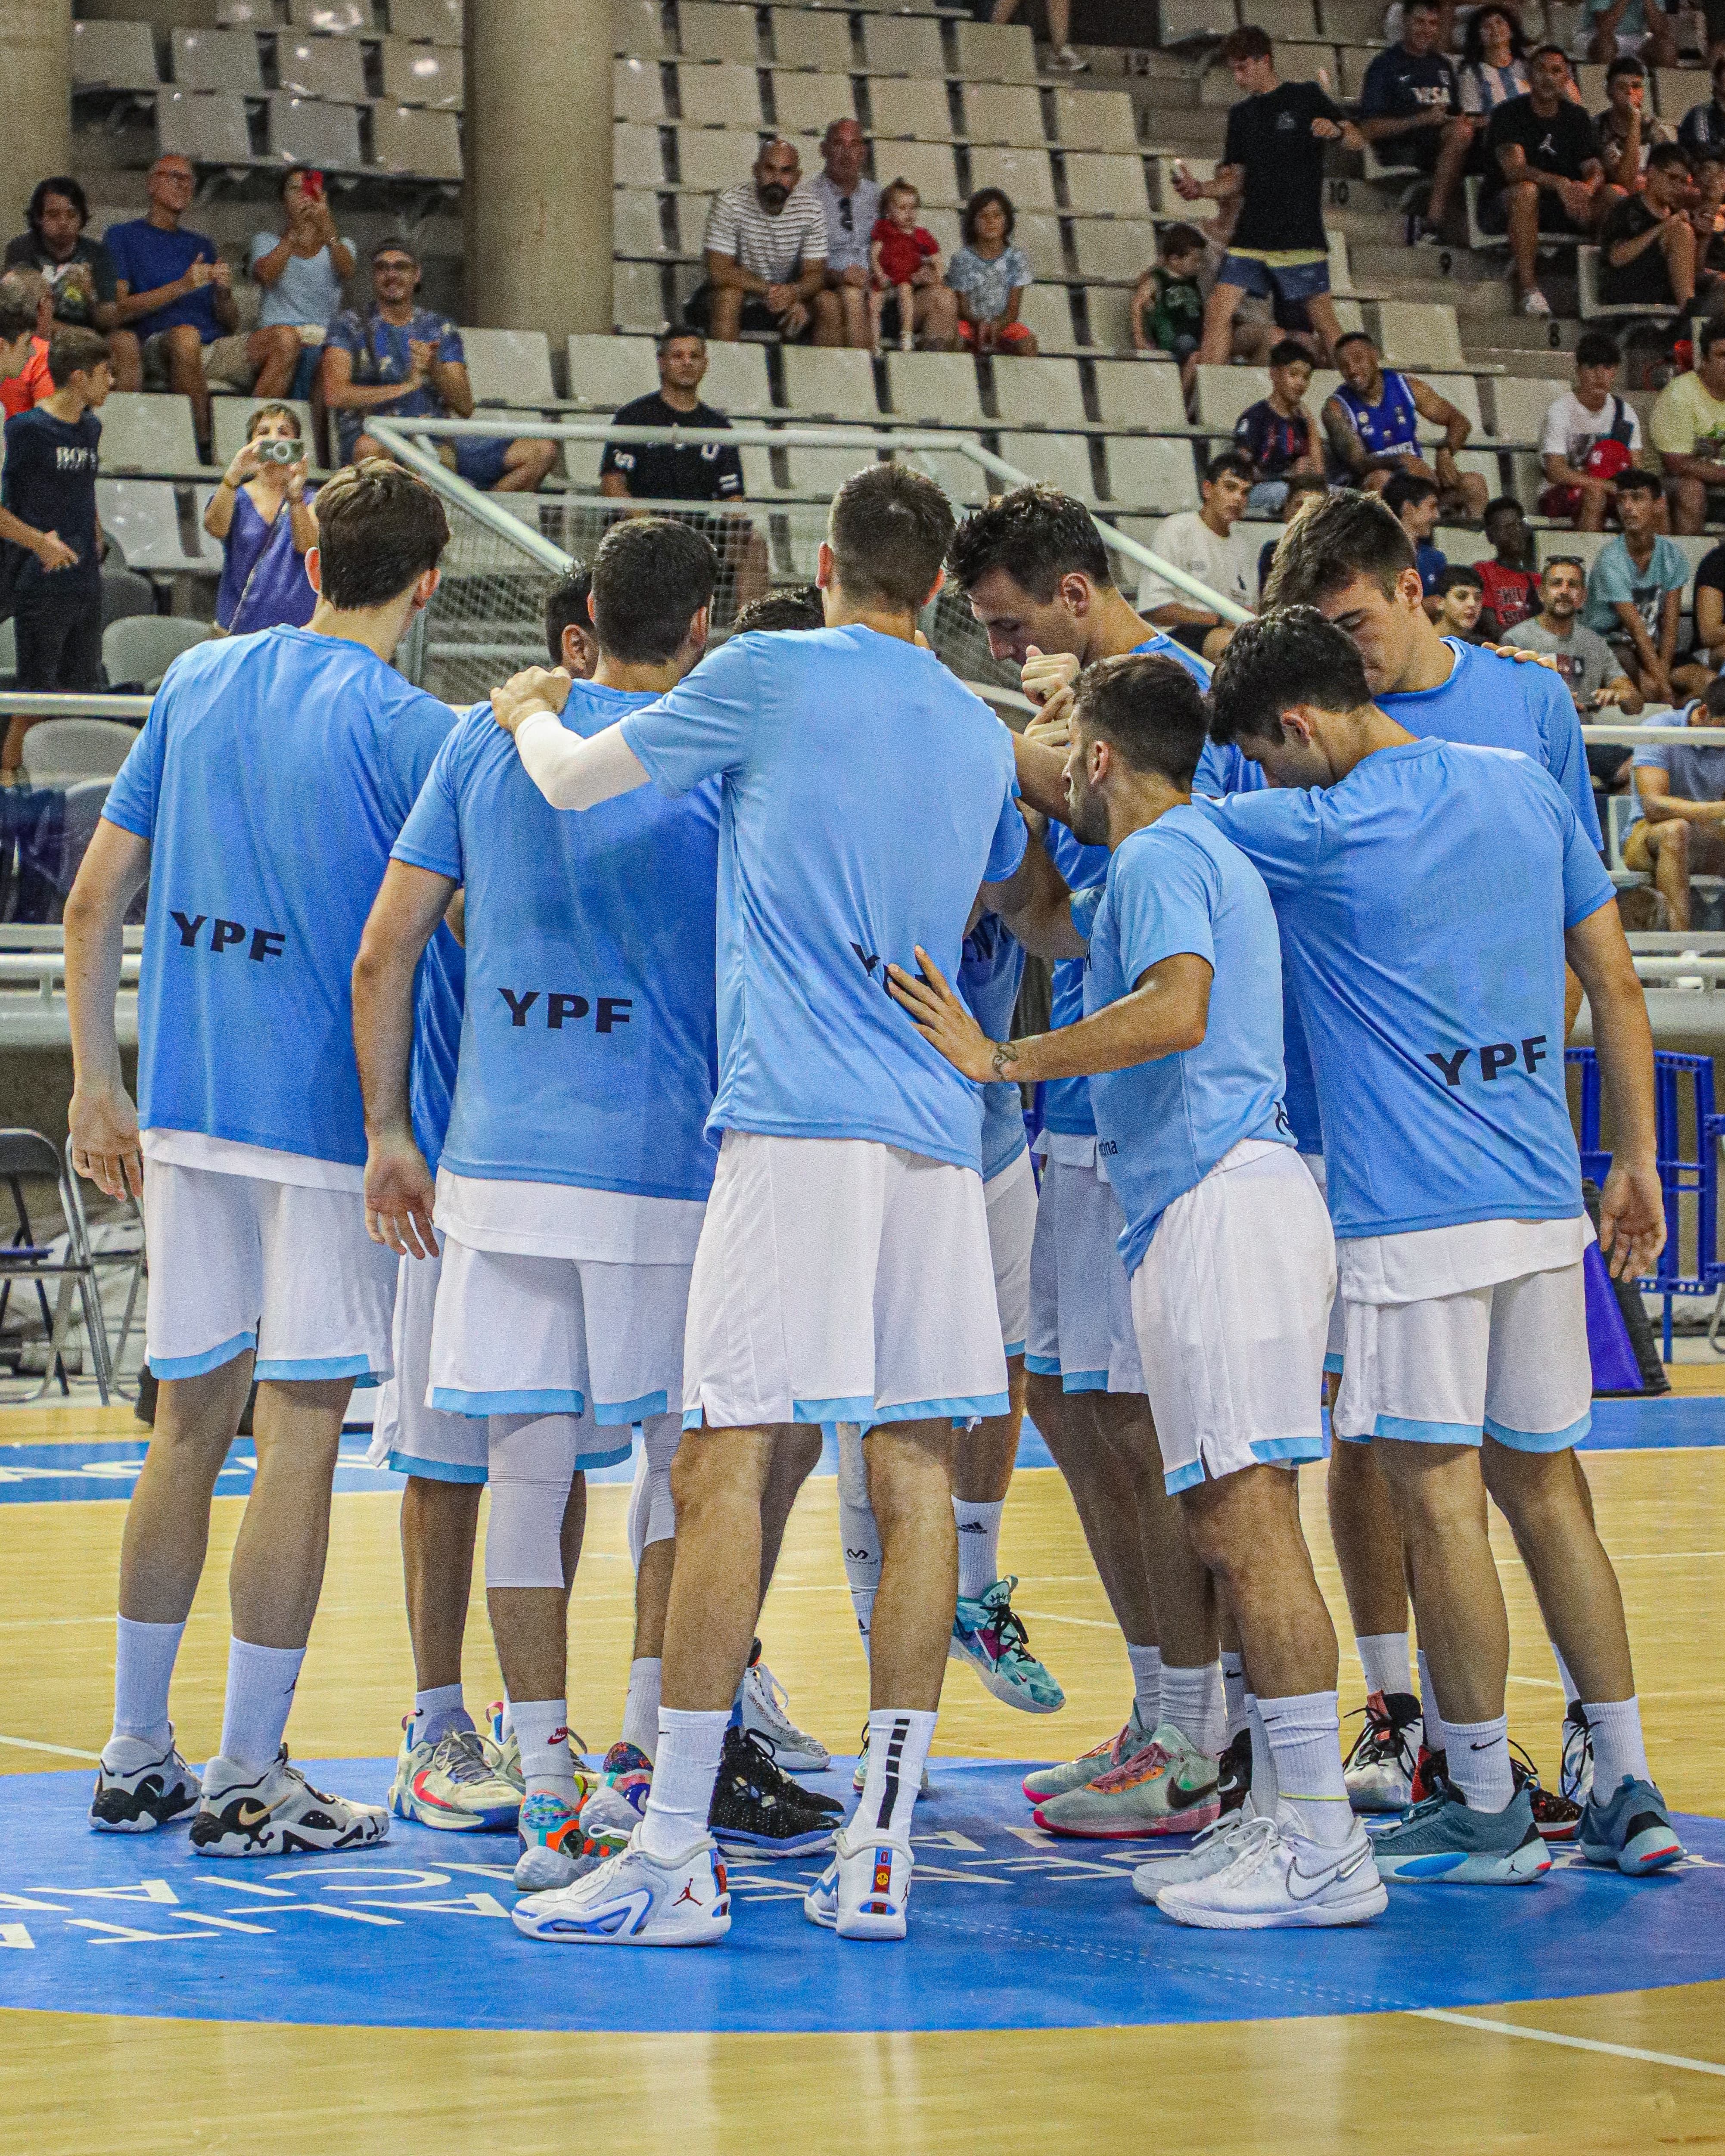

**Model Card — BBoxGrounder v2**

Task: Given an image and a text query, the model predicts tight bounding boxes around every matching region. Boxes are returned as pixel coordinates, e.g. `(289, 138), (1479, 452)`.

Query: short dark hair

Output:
(544, 565), (593, 662)
(1648, 141), (1691, 174)
(312, 460), (450, 609)
(1382, 469), (1439, 517)
(1527, 41), (1569, 65)
(731, 585), (826, 634)
(45, 326), (108, 388)
(1333, 329), (1376, 357)
(1268, 337), (1312, 369)
(948, 484), (1113, 601)
(657, 325), (704, 355)
(1205, 449), (1254, 488)
(371, 238), (419, 265)
(961, 187), (1016, 245)
(27, 175), (88, 236)
(1483, 494), (1526, 525)
(1209, 607), (1373, 746)
(1615, 466), (1662, 499)
(1072, 652), (1209, 789)
(590, 516), (717, 662)
(1284, 472), (1330, 501)
(1704, 673), (1725, 716)
(1159, 222), (1206, 259)
(1262, 489), (1414, 609)
(1435, 563), (1483, 595)
(1574, 329), (1622, 370)
(1606, 53), (1646, 80)
(882, 176), (921, 209)
(830, 463), (955, 612)
(1406, 0), (1442, 15)
(1703, 321), (1725, 360)
(1219, 24), (1272, 61)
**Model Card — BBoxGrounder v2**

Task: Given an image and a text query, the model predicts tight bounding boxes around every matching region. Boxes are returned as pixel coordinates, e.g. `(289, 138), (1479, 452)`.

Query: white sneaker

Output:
(90, 1727), (202, 1833)
(1131, 1805), (1270, 1900)
(740, 1643), (829, 1772)
(1048, 43), (1089, 70)
(188, 1748), (389, 1858)
(803, 1824), (915, 1941)
(1520, 288), (1551, 316)
(512, 1825), (731, 1946)
(1154, 1814), (1386, 1930)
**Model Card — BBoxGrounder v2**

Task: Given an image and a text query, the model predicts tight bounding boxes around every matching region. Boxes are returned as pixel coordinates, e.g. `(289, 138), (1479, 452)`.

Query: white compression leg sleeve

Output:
(485, 1412), (581, 1589)
(639, 1410), (679, 1553)
(626, 1445), (651, 1574)
(836, 1422), (883, 1652)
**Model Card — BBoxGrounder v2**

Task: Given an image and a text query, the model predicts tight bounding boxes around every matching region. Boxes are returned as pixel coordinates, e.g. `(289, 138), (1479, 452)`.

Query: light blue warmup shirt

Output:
(958, 912), (1028, 1182)
(410, 925), (464, 1178)
(393, 681), (721, 1200)
(1074, 810), (1292, 1275)
(620, 626), (1026, 1171)
(103, 626), (456, 1165)
(1192, 738), (1616, 1240)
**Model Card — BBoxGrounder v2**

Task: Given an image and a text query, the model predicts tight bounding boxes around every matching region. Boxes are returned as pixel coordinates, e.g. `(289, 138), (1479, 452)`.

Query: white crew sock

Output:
(218, 1639), (305, 1772)
(1245, 1692), (1280, 1816)
(110, 1614), (184, 1753)
(853, 1708), (938, 1840)
(1583, 1696), (1649, 1794)
(1125, 1641), (1162, 1729)
(1259, 1689), (1354, 1848)
(620, 1657), (661, 1758)
(638, 1706), (728, 1860)
(1552, 1643), (1580, 1709)
(1220, 1650), (1247, 1742)
(1159, 1662), (1218, 1753)
(1445, 1712), (1514, 1813)
(1357, 1630), (1412, 1703)
(410, 1683), (471, 1749)
(1417, 1647), (1447, 1756)
(512, 1696), (578, 1804)
(953, 1497), (1005, 1600)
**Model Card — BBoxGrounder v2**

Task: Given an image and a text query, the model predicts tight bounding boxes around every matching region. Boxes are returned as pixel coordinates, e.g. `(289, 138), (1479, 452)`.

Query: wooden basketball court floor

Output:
(2, 1395), (1722, 2156)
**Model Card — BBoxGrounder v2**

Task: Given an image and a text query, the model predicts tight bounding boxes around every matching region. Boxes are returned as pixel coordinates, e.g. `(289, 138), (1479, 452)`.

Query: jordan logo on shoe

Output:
(673, 1879), (704, 1907)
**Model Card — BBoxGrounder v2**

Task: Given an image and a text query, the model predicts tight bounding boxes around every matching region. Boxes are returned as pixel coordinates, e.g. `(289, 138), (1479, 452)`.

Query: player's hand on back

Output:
(1484, 642), (1562, 673)
(490, 665), (574, 737)
(887, 947), (1003, 1083)
(364, 1134), (438, 1260)
(69, 1084), (143, 1203)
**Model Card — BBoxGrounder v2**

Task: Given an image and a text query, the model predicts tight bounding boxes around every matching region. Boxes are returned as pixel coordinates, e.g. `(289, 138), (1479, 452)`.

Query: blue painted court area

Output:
(0, 1762), (1716, 2034)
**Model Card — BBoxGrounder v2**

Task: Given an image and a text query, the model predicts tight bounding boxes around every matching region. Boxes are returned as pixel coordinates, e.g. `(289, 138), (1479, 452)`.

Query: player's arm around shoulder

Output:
(488, 663), (649, 811)
(983, 814), (1085, 962)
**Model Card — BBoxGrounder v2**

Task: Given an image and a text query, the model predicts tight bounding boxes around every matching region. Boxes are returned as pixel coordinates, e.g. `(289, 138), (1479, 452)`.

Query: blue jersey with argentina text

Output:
(393, 680), (720, 1199)
(1191, 738), (1616, 1240)
(1077, 809), (1291, 1275)
(959, 912), (1028, 1181)
(1328, 368), (1421, 468)
(102, 626), (455, 1165)
(410, 924), (464, 1177)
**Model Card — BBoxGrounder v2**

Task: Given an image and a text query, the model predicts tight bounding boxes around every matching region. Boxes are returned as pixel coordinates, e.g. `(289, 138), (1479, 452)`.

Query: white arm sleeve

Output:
(513, 712), (651, 810)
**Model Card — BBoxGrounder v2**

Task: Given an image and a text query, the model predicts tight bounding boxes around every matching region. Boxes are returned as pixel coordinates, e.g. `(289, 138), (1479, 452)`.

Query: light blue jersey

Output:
(394, 680), (721, 1200)
(620, 626), (1026, 1171)
(410, 926), (464, 1178)
(1076, 809), (1292, 1274)
(103, 626), (455, 1166)
(959, 913), (1028, 1181)
(1192, 738), (1616, 1240)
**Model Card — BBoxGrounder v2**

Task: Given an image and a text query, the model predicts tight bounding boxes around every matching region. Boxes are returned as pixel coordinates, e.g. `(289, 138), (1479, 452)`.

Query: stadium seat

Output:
(614, 187), (672, 256)
(613, 0), (668, 58)
(696, 339), (774, 412)
(737, 444), (779, 497)
(670, 192), (713, 252)
(210, 397), (316, 465)
(780, 343), (879, 416)
(1012, 211), (1067, 279)
(1433, 523), (1495, 566)
(381, 39), (464, 106)
(1319, 0), (1385, 36)
(1654, 66), (1704, 121)
(1200, 64), (1245, 107)
(216, 0), (272, 23)
(873, 141), (962, 206)
(861, 15), (945, 76)
(1415, 371), (1487, 436)
(901, 445), (991, 506)
(870, 77), (958, 141)
(270, 94), (363, 168)
(679, 3), (760, 64)
(170, 28), (262, 92)
(615, 121), (668, 187)
(279, 34), (369, 99)
(156, 89), (256, 164)
(785, 444), (883, 497)
(681, 63), (767, 129)
(1159, 0), (1239, 40)
(1373, 301), (1467, 372)
(1577, 245), (1680, 323)
(460, 329), (555, 406)
(1091, 357), (1189, 431)
(613, 260), (669, 331)
(1083, 283), (1136, 352)
(73, 18), (161, 91)
(772, 9), (855, 69)
(1014, 283), (1079, 349)
(614, 56), (667, 123)
(968, 147), (1057, 211)
(1192, 363), (1261, 434)
(675, 127), (771, 193)
(289, 0), (376, 30)
(1107, 437), (1202, 509)
(96, 480), (208, 571)
(1489, 373), (1559, 446)
(1535, 527), (1612, 575)
(391, 0), (464, 39)
(884, 350), (985, 423)
(1150, 153), (1214, 210)
(999, 430), (1099, 503)
(953, 21), (1039, 81)
(1574, 62), (1611, 108)
(1071, 218), (1155, 283)
(1254, 0), (1321, 34)
(1063, 152), (1153, 217)
(104, 615), (218, 693)
(566, 333), (659, 410)
(991, 355), (1088, 428)
(1051, 87), (1138, 152)
(960, 84), (1047, 146)
(771, 70), (857, 135)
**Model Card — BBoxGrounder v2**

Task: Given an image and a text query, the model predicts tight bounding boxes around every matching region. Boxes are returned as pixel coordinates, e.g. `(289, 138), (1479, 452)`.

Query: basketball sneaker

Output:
(1032, 1723), (1219, 1839)
(853, 1719), (933, 1796)
(1560, 1703), (1594, 1806)
(579, 1740), (654, 1841)
(1343, 1690), (1422, 1814)
(709, 1726), (839, 1857)
(1370, 1783), (1551, 1884)
(1020, 1701), (1153, 1805)
(189, 1748), (389, 1858)
(1510, 1743), (1581, 1842)
(949, 1576), (1065, 1714)
(740, 1640), (830, 1772)
(487, 1702), (522, 1793)
(515, 1783), (601, 1891)
(1577, 1775), (1684, 1876)
(389, 1721), (521, 1832)
(89, 1727), (202, 1834)
(1153, 1815), (1387, 1931)
(1215, 1726), (1252, 1817)
(513, 1827), (731, 1946)
(803, 1826), (914, 1941)
(1132, 1806), (1269, 1900)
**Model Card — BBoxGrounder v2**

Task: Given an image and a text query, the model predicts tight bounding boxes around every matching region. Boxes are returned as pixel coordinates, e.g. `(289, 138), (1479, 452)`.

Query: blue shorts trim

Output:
(255, 1354), (379, 1382)
(1251, 1435), (1325, 1466)
(1333, 1421), (1370, 1444)
(1058, 1369), (1109, 1395)
(792, 1395), (879, 1426)
(872, 1392), (1011, 1425)
(1483, 1407), (1592, 1453)
(1371, 1414), (1483, 1447)
(391, 1452), (488, 1485)
(1024, 1354), (1063, 1377)
(430, 1385), (586, 1419)
(1323, 1351), (1345, 1376)
(1002, 1338), (1026, 1361)
(1164, 1459), (1207, 1493)
(453, 435), (511, 488)
(594, 1390), (669, 1426)
(1218, 253), (1331, 302)
(150, 1330), (255, 1380)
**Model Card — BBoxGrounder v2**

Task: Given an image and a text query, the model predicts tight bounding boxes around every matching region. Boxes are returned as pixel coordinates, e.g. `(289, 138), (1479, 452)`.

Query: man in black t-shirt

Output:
(1170, 25), (1361, 367)
(1600, 141), (1697, 309)
(3, 177), (118, 333)
(1481, 47), (1609, 317)
(1358, 0), (1473, 243)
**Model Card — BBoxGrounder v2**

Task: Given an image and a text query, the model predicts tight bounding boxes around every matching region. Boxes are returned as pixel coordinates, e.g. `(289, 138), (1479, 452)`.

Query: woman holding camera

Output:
(203, 401), (318, 634)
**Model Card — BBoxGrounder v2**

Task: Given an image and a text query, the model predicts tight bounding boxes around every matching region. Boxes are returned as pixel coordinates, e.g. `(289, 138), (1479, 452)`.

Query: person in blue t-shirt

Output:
(1196, 607), (1680, 1886)
(895, 649), (1384, 1934)
(65, 460), (456, 1859)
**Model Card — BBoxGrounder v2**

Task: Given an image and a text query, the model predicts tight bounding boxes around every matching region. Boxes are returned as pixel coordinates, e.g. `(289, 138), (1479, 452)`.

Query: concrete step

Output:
(1472, 312), (1583, 353)
(1346, 240), (1504, 286)
(1462, 343), (1579, 380)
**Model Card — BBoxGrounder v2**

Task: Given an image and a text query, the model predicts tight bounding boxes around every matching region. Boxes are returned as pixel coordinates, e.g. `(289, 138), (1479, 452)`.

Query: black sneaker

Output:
(1560, 1702), (1594, 1805)
(707, 1726), (838, 1858)
(1343, 1690), (1422, 1813)
(1215, 1725), (1252, 1815)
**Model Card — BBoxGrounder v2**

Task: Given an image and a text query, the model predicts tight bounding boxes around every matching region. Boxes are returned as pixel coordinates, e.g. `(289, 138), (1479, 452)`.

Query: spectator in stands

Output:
(1256, 469), (1329, 594)
(0, 282), (78, 581)
(0, 267), (50, 419)
(1475, 493), (1543, 634)
(1383, 469), (1447, 602)
(1135, 448), (1255, 660)
(1599, 141), (1698, 309)
(0, 327), (109, 777)
(105, 155), (301, 461)
(1233, 337), (1324, 514)
(1538, 329), (1643, 528)
(1433, 561), (1486, 639)
(947, 189), (1037, 356)
(1585, 0), (1681, 66)
(1172, 27), (1357, 368)
(1690, 531), (1725, 672)
(203, 403), (317, 637)
(1506, 555), (1644, 711)
(1359, 0), (1475, 246)
(1320, 329), (1488, 519)
(811, 121), (956, 352)
(990, 0), (1086, 76)
(868, 180), (947, 357)
(691, 138), (827, 345)
(1480, 47), (1608, 316)
(4, 177), (115, 334)
(323, 244), (555, 494)
(1620, 676), (1725, 927)
(1458, 6), (1529, 117)
(1584, 466), (1708, 702)
(544, 566), (597, 679)
(1595, 57), (1673, 196)
(1651, 318), (1725, 530)
(1678, 53), (1725, 156)
(1131, 223), (1207, 385)
(1690, 147), (1725, 272)
(249, 168), (354, 404)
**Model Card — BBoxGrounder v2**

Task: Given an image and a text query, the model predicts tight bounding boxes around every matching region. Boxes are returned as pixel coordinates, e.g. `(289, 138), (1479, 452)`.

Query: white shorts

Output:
(681, 1131), (1007, 1430)
(1333, 1259), (1593, 1452)
(1300, 1152), (1346, 1376)
(985, 1147), (1037, 1360)
(1026, 1150), (1145, 1395)
(1130, 1140), (1335, 1495)
(143, 1156), (396, 1383)
(368, 1248), (488, 1482)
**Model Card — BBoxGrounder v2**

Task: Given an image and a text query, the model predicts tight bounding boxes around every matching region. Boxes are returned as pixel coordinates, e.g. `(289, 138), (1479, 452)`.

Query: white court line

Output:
(1412, 2007), (1725, 2078)
(1018, 1609), (1119, 1630)
(0, 1733), (101, 1762)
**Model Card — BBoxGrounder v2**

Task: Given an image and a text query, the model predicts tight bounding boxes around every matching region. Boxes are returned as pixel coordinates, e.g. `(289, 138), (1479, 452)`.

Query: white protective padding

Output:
(485, 1412), (583, 1588)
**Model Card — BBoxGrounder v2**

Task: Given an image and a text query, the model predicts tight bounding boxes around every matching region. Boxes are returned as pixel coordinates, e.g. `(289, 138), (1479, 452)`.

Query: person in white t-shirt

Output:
(1538, 330), (1644, 530)
(1134, 450), (1256, 663)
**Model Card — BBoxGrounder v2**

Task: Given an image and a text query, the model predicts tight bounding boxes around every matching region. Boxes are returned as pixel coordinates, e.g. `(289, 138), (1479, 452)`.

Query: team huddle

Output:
(64, 456), (1683, 1950)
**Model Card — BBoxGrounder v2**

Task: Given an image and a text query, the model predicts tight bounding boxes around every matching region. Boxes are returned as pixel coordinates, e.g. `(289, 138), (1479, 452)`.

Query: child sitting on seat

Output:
(869, 180), (943, 355)
(1132, 223), (1207, 391)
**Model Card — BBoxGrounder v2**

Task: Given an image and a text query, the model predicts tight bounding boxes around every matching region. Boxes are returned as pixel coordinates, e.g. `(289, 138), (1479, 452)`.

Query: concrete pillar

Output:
(465, 0), (612, 345)
(0, 0), (71, 194)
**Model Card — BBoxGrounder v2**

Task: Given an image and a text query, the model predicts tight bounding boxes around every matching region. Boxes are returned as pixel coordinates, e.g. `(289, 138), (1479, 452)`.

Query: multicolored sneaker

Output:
(514, 1784), (598, 1891)
(1577, 1774), (1684, 1876)
(853, 1719), (932, 1797)
(389, 1720), (521, 1832)
(1370, 1783), (1551, 1885)
(189, 1748), (389, 1858)
(1343, 1691), (1422, 1814)
(513, 1827), (730, 1946)
(579, 1740), (654, 1842)
(1409, 1743), (1447, 1807)
(1510, 1743), (1581, 1843)
(1032, 1722), (1220, 1840)
(1215, 1726), (1252, 1817)
(1560, 1703), (1594, 1806)
(709, 1727), (838, 1858)
(949, 1576), (1065, 1714)
(89, 1727), (202, 1834)
(1020, 1702), (1152, 1806)
(740, 1640), (830, 1773)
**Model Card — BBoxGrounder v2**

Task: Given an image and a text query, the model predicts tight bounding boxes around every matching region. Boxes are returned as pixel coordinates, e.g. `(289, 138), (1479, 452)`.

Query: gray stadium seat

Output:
(1372, 300), (1466, 372)
(103, 615), (218, 692)
(390, 0), (464, 39)
(681, 62), (767, 128)
(771, 70), (856, 135)
(884, 350), (985, 423)
(1051, 87), (1138, 151)
(614, 188), (673, 257)
(998, 430), (1098, 503)
(460, 329), (555, 405)
(960, 84), (1047, 146)
(1159, 0), (1238, 38)
(269, 94), (363, 168)
(695, 339), (773, 412)
(1091, 357), (1189, 431)
(861, 14), (945, 75)
(1413, 371), (1486, 437)
(613, 261), (669, 332)
(785, 444), (883, 496)
(566, 332), (660, 410)
(615, 55), (667, 121)
(780, 344), (879, 416)
(1011, 211), (1066, 279)
(1192, 363), (1262, 433)
(1072, 218), (1155, 283)
(615, 121), (668, 188)
(380, 38), (464, 106)
(901, 445), (990, 507)
(679, 2), (760, 63)
(1014, 284), (1077, 350)
(870, 78), (957, 141)
(772, 9), (854, 69)
(1489, 374), (1559, 445)
(1063, 152), (1153, 217)
(1319, 0), (1385, 36)
(1254, 0), (1320, 33)
(216, 0), (273, 23)
(98, 394), (204, 475)
(278, 34), (369, 99)
(210, 397), (315, 465)
(674, 128), (768, 194)
(156, 90), (256, 164)
(289, 0), (376, 30)
(96, 480), (208, 571)
(73, 19), (160, 92)
(371, 103), (463, 176)
(1106, 436), (1202, 509)
(991, 355), (1088, 428)
(967, 147), (1056, 212)
(873, 141), (961, 207)
(613, 0), (669, 57)
(19, 721), (143, 783)
(1084, 284), (1137, 352)
(953, 21), (1038, 81)
(170, 27), (261, 92)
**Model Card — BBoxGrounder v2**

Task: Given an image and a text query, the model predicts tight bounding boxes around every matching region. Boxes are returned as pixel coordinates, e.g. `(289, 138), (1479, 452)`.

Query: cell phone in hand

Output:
(256, 438), (300, 465)
(302, 169), (325, 200)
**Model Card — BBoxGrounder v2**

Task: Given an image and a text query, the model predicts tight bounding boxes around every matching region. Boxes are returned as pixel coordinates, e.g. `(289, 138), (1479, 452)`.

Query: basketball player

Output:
(68, 462), (453, 1854)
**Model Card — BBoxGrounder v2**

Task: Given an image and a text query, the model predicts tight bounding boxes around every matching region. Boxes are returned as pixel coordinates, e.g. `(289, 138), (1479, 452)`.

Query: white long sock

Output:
(513, 1696), (578, 1803)
(1125, 1642), (1161, 1728)
(1259, 1689), (1353, 1848)
(1445, 1712), (1514, 1813)
(110, 1615), (184, 1752)
(1357, 1630), (1411, 1702)
(1221, 1650), (1247, 1742)
(218, 1639), (305, 1771)
(638, 1706), (728, 1860)
(1245, 1692), (1280, 1815)
(411, 1683), (470, 1749)
(838, 1424), (883, 1653)
(853, 1708), (937, 1840)
(1158, 1662), (1216, 1752)
(1552, 1643), (1580, 1708)
(621, 1657), (661, 1758)
(1583, 1696), (1649, 1793)
(953, 1497), (1005, 1599)
(1417, 1647), (1447, 1756)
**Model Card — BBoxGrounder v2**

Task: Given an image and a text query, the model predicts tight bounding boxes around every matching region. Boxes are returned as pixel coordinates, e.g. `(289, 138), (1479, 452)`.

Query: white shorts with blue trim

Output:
(1129, 1140), (1334, 1495)
(985, 1146), (1037, 1360)
(681, 1131), (1007, 1430)
(141, 1147), (395, 1384)
(1026, 1146), (1145, 1395)
(1300, 1151), (1346, 1376)
(368, 1247), (488, 1482)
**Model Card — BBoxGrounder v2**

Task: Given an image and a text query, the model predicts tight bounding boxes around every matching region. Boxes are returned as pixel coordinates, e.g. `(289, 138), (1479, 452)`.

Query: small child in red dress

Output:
(869, 180), (943, 354)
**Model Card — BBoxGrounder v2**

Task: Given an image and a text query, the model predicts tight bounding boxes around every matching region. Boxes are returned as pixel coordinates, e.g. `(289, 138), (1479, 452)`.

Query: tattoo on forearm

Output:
(990, 1041), (1020, 1081)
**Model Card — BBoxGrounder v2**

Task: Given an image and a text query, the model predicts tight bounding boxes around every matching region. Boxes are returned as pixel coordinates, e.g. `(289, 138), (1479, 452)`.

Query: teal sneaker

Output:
(950, 1576), (1065, 1715)
(1371, 1784), (1551, 1885)
(1032, 1722), (1220, 1840)
(513, 1780), (598, 1892)
(1021, 1701), (1153, 1805)
(1577, 1775), (1684, 1876)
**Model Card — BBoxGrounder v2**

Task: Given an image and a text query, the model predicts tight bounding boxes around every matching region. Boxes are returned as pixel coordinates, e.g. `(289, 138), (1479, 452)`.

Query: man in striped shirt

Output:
(695, 138), (828, 342)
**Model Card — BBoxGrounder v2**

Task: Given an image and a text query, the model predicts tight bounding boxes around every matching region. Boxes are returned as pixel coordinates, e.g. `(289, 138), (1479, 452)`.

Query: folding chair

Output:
(0, 1129), (114, 1402)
